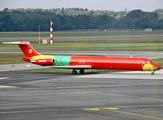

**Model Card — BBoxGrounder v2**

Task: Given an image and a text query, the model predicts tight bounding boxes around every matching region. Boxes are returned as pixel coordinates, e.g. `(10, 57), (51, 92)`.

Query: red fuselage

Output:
(69, 56), (160, 71)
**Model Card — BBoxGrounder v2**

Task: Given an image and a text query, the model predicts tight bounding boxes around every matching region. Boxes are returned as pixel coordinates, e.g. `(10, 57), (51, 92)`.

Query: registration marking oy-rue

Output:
(83, 108), (101, 111)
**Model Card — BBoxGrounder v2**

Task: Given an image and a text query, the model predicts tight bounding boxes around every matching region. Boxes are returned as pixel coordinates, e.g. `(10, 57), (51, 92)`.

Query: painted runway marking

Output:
(83, 108), (101, 111)
(110, 110), (163, 120)
(0, 77), (10, 80)
(0, 85), (16, 88)
(83, 107), (119, 111)
(1, 105), (163, 119)
(0, 77), (14, 88)
(102, 107), (119, 110)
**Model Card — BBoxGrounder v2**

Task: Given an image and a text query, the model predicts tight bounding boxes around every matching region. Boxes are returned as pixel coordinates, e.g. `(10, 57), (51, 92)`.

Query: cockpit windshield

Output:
(147, 60), (154, 64)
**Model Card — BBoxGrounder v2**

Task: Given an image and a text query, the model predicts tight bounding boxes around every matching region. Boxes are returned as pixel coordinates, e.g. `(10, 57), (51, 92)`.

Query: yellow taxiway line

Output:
(1, 105), (163, 120)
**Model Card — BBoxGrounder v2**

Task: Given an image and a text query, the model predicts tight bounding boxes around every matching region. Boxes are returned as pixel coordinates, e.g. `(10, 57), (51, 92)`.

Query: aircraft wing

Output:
(49, 65), (91, 69)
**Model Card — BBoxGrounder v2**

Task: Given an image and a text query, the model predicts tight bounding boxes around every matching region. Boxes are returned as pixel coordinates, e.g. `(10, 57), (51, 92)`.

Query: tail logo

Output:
(29, 49), (32, 53)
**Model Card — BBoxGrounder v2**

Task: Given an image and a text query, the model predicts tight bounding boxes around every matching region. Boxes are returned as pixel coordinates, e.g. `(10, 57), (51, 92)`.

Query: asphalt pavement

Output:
(0, 70), (163, 120)
(1, 34), (163, 40)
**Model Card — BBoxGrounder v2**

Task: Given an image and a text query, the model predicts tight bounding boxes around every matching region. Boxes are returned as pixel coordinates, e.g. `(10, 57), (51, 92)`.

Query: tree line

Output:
(0, 8), (163, 31)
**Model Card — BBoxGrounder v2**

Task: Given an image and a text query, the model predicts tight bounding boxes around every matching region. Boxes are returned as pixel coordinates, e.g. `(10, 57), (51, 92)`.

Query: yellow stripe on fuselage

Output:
(30, 55), (54, 61)
(30, 55), (57, 66)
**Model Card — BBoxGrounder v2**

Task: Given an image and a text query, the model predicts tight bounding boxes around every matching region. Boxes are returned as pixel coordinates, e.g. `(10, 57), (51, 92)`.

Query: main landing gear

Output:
(79, 69), (84, 74)
(72, 69), (77, 74)
(72, 69), (84, 74)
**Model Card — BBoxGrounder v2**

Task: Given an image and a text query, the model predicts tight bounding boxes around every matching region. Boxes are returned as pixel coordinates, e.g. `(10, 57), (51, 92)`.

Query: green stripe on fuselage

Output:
(54, 56), (71, 66)
(154, 67), (158, 71)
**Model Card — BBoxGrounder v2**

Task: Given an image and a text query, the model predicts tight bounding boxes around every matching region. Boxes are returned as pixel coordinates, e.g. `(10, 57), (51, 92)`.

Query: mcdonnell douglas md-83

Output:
(3, 41), (161, 75)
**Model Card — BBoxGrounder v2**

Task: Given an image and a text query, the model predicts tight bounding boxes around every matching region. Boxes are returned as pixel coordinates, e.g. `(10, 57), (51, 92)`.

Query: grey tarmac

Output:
(0, 70), (163, 120)
(1, 34), (163, 40)
(0, 63), (43, 72)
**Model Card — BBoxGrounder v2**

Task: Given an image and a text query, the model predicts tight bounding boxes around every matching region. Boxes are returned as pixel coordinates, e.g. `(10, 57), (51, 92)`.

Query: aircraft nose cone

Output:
(157, 65), (161, 70)
(154, 64), (161, 71)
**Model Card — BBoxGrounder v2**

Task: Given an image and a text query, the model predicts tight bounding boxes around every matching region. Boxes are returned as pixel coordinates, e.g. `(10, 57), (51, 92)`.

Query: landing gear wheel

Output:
(79, 69), (84, 74)
(72, 69), (77, 74)
(151, 72), (155, 75)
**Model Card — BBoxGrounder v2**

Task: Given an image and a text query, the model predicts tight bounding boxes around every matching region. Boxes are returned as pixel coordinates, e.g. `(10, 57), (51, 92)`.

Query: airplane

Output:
(2, 41), (161, 75)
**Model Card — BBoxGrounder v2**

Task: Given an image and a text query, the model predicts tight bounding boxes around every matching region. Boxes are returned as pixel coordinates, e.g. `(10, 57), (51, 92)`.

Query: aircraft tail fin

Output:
(3, 41), (41, 60)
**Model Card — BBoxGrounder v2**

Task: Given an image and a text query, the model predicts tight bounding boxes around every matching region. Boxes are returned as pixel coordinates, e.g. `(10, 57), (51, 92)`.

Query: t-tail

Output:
(2, 41), (41, 62)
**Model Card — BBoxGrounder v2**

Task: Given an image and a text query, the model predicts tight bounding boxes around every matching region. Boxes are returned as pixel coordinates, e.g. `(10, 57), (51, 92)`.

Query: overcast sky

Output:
(0, 0), (163, 12)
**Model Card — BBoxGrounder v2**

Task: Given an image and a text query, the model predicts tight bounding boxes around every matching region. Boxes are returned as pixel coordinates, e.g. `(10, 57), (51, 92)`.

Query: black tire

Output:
(151, 72), (154, 75)
(79, 69), (84, 74)
(72, 70), (77, 74)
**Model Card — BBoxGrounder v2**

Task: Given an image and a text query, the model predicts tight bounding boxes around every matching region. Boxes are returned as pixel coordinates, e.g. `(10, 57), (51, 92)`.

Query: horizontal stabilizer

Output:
(50, 65), (91, 69)
(2, 41), (40, 57)
(2, 41), (29, 45)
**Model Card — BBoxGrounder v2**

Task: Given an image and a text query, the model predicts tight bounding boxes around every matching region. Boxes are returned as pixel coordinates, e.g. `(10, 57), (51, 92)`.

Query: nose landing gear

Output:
(151, 71), (155, 75)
